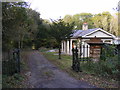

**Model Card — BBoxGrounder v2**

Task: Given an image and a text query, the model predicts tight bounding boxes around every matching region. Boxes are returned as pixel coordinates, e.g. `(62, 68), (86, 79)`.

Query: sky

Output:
(25, 0), (119, 20)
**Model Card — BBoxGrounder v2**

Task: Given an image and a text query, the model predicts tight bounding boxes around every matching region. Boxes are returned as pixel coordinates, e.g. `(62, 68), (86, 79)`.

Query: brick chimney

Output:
(82, 22), (88, 30)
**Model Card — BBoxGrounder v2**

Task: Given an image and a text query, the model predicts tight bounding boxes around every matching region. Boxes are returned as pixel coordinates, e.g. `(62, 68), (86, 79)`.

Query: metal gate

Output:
(3, 49), (20, 75)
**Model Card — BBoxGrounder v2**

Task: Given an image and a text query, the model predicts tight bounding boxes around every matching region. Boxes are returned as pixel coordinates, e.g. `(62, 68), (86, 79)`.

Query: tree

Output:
(101, 12), (112, 32)
(110, 14), (118, 36)
(118, 13), (120, 37)
(92, 12), (113, 33)
(79, 13), (94, 29)
(64, 13), (95, 30)
(2, 2), (43, 50)
(92, 13), (103, 29)
(50, 19), (74, 59)
(35, 19), (51, 48)
(72, 14), (82, 29)
(112, 1), (120, 36)
(63, 15), (73, 24)
(2, 2), (29, 50)
(24, 9), (42, 49)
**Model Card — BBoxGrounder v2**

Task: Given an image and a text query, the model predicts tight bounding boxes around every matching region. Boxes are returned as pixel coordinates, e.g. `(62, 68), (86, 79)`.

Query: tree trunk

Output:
(58, 44), (61, 59)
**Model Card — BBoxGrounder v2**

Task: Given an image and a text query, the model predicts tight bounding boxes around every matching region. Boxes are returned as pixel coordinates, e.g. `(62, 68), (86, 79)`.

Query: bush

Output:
(81, 44), (119, 80)
(2, 74), (24, 88)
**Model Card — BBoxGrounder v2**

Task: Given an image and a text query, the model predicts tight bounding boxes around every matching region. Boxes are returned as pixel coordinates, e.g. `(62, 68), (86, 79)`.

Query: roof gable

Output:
(85, 30), (112, 37)
(83, 29), (115, 38)
(71, 28), (116, 39)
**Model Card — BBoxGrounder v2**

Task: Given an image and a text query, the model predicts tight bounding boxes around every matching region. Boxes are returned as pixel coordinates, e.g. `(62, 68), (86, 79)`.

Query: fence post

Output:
(75, 47), (81, 72)
(17, 49), (20, 73)
(72, 46), (82, 72)
(75, 47), (78, 72)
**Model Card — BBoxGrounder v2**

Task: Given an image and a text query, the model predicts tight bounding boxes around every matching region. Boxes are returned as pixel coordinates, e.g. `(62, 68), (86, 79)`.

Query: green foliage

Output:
(34, 19), (54, 49)
(63, 15), (73, 24)
(81, 45), (119, 80)
(118, 13), (120, 37)
(92, 12), (112, 32)
(72, 14), (82, 29)
(63, 12), (118, 36)
(22, 9), (43, 49)
(2, 2), (29, 50)
(50, 19), (74, 59)
(50, 19), (74, 43)
(63, 13), (95, 30)
(2, 2), (43, 50)
(92, 12), (119, 36)
(2, 74), (24, 88)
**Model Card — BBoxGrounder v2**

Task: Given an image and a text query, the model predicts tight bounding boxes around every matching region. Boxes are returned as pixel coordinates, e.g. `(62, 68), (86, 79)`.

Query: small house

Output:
(61, 23), (116, 56)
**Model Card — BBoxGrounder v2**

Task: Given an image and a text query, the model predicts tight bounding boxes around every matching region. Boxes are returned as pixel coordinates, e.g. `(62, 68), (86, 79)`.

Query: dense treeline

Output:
(2, 2), (119, 51)
(2, 2), (51, 50)
(63, 12), (119, 36)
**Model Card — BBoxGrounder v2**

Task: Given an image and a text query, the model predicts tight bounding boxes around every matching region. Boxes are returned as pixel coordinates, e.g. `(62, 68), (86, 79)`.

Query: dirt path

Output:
(25, 50), (96, 88)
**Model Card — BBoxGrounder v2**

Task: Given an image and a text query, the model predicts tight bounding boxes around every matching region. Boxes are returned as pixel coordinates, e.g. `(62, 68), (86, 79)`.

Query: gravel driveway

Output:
(25, 50), (96, 88)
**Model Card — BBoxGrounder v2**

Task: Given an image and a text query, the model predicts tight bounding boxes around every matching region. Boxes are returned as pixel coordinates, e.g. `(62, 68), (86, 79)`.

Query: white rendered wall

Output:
(64, 41), (66, 53)
(85, 31), (112, 38)
(67, 40), (70, 54)
(61, 41), (64, 52)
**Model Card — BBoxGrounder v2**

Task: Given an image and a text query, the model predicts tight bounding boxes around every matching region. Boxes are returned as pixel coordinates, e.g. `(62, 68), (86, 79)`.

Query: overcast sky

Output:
(25, 0), (119, 20)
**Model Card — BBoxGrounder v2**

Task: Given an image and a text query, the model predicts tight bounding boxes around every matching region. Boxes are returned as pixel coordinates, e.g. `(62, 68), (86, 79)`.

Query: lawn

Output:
(40, 48), (118, 88)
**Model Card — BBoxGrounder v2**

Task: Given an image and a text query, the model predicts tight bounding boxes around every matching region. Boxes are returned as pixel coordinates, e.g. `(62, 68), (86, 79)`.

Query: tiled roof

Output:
(72, 28), (99, 38)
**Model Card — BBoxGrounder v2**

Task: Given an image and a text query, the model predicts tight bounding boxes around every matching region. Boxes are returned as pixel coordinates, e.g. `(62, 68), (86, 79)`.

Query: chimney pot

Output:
(82, 23), (88, 30)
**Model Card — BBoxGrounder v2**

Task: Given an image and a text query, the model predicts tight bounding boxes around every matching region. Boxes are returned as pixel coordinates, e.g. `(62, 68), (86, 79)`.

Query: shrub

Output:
(81, 44), (119, 80)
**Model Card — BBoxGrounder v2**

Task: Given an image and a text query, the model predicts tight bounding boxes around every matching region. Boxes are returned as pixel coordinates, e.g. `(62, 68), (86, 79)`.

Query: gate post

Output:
(72, 47), (81, 72)
(72, 48), (75, 70)
(75, 47), (80, 72)
(75, 47), (78, 71)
